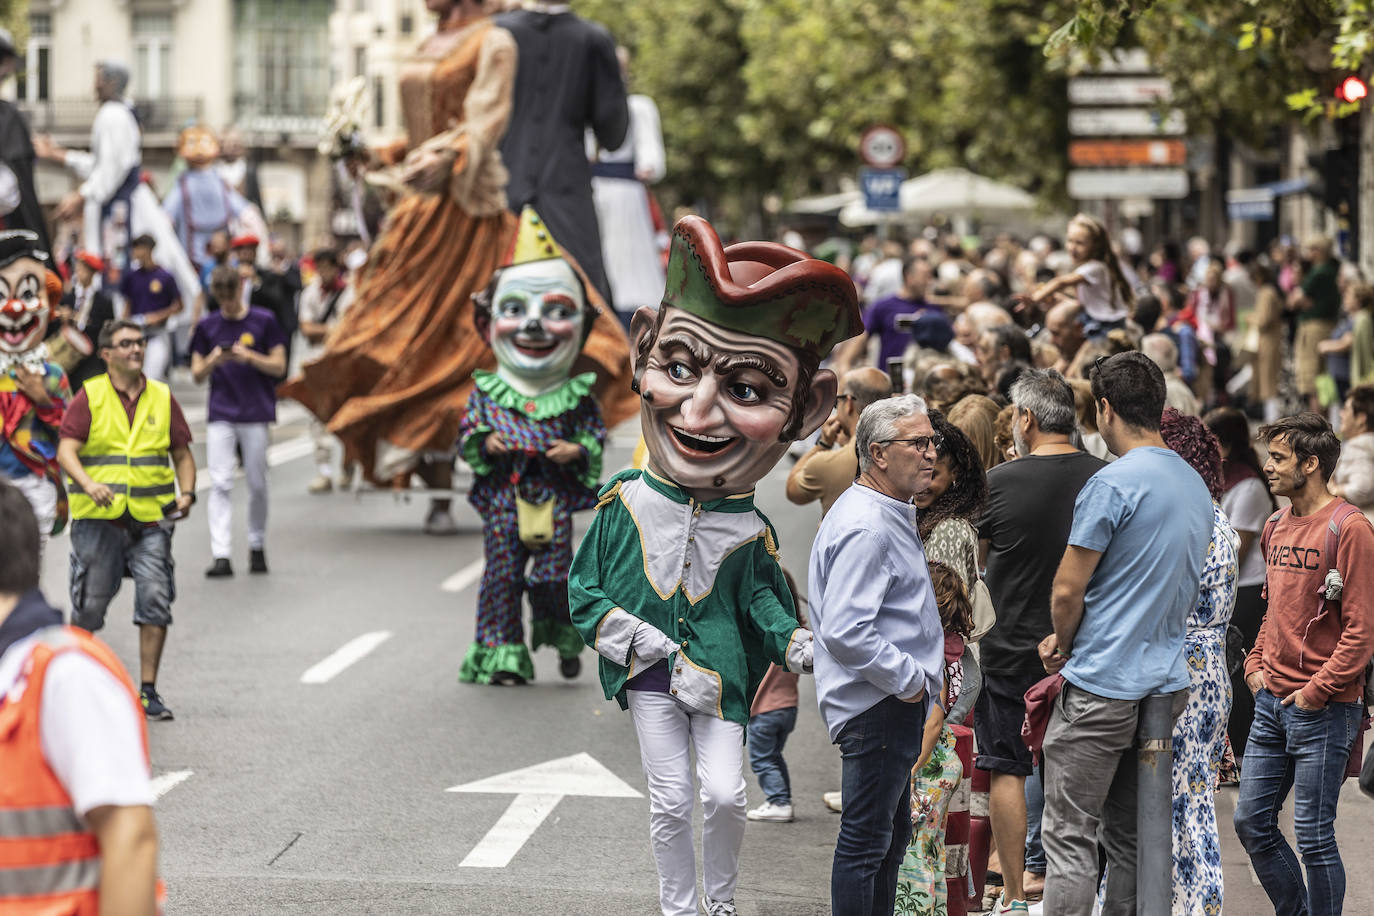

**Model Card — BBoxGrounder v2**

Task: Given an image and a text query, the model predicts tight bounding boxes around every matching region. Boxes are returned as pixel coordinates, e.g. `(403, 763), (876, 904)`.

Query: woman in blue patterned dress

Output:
(1160, 408), (1238, 915)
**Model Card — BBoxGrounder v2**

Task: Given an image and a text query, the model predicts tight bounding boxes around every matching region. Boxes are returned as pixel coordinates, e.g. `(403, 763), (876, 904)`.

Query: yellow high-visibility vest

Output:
(68, 375), (176, 521)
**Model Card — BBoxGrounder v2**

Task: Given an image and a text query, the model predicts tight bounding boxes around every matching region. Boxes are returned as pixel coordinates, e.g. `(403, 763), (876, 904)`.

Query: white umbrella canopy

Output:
(838, 167), (1039, 227)
(786, 188), (862, 216)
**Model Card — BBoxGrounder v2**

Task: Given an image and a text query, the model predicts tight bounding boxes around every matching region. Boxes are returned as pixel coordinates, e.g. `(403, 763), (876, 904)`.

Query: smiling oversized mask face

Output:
(636, 306), (824, 496)
(0, 255), (49, 356)
(488, 259), (587, 387)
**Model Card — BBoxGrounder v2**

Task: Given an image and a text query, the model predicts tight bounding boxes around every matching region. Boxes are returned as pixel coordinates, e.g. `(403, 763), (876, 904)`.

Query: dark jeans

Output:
(1233, 688), (1362, 916)
(747, 707), (797, 805)
(68, 518), (175, 630)
(832, 695), (929, 916)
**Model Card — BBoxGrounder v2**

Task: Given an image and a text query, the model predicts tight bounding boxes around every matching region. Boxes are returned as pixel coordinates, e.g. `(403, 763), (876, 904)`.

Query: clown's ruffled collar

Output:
(0, 343), (50, 376)
(473, 369), (596, 420)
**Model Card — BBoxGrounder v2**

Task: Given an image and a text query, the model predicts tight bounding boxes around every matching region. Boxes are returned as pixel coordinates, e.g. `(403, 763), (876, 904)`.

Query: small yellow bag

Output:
(516, 494), (555, 550)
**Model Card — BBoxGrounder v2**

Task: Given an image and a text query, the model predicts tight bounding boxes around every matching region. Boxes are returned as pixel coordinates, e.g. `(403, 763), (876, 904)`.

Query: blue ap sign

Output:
(860, 167), (906, 212)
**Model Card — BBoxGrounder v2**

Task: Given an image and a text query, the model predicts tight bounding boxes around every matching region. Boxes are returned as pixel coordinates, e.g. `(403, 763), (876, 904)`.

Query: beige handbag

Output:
(515, 494), (555, 551)
(969, 577), (997, 643)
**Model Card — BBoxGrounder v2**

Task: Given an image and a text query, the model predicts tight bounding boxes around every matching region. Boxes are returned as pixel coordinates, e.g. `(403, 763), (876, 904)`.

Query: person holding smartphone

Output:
(191, 264), (286, 579)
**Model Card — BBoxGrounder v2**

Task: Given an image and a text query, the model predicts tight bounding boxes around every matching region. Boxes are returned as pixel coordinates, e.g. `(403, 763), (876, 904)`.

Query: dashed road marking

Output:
(152, 769), (194, 800)
(300, 631), (393, 684)
(441, 559), (485, 594)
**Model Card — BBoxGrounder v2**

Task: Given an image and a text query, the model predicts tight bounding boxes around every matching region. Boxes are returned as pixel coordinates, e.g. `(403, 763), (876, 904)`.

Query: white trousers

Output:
(3, 472), (56, 562)
(142, 328), (171, 382)
(627, 690), (747, 916)
(206, 421), (269, 560)
(310, 417), (335, 478)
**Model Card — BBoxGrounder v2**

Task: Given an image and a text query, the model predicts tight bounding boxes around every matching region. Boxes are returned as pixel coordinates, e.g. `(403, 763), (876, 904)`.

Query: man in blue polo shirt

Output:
(1037, 351), (1213, 916)
(118, 234), (181, 382)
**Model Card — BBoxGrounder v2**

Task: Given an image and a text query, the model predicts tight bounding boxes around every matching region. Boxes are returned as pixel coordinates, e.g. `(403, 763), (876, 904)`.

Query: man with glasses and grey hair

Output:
(809, 393), (946, 916)
(974, 368), (1105, 913)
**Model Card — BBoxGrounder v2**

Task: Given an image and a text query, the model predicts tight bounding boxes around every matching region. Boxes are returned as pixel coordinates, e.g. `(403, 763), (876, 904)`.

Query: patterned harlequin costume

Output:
(0, 234), (72, 542)
(457, 370), (605, 682)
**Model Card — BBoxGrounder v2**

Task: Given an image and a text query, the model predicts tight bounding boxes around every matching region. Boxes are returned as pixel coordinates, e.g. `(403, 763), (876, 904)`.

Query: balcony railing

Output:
(232, 93), (327, 138)
(18, 97), (204, 135)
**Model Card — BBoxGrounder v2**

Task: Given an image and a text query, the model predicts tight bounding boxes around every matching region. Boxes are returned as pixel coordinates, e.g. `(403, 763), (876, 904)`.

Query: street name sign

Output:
(1069, 139), (1187, 168)
(1068, 76), (1172, 106)
(448, 752), (642, 868)
(1068, 108), (1186, 137)
(1067, 169), (1189, 200)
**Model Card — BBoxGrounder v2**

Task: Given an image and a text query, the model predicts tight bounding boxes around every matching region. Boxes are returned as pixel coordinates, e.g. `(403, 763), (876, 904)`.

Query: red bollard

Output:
(946, 725), (973, 916)
(966, 755), (991, 912)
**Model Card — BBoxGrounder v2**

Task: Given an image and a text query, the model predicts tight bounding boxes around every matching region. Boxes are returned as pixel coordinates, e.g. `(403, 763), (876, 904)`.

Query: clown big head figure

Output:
(631, 217), (862, 500)
(178, 125), (221, 167)
(476, 208), (595, 396)
(0, 230), (52, 373)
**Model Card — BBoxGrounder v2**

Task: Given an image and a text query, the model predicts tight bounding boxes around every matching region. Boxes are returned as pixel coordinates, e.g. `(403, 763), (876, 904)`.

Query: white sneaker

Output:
(702, 897), (737, 916)
(822, 790), (843, 812)
(308, 475), (333, 494)
(746, 801), (794, 822)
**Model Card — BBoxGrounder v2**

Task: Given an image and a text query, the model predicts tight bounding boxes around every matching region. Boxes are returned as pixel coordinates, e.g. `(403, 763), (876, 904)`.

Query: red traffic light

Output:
(1336, 75), (1368, 103)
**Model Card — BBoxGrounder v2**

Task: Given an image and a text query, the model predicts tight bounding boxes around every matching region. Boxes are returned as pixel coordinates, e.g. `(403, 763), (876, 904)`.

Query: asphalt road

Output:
(34, 376), (1374, 914)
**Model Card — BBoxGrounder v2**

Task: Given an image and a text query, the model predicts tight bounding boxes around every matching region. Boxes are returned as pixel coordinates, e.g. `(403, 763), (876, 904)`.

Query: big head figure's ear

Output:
(795, 368), (839, 440)
(630, 306), (660, 393)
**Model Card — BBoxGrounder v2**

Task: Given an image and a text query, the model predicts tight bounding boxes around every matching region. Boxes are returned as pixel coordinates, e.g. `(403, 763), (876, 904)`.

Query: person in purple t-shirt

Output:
(190, 265), (285, 578)
(117, 234), (183, 382)
(835, 256), (937, 375)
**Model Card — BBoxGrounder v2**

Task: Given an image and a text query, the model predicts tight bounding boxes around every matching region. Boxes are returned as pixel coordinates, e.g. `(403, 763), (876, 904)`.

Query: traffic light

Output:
(1336, 75), (1368, 104)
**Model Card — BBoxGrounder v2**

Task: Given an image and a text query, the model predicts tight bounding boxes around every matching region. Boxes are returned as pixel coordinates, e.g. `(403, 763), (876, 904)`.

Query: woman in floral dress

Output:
(1161, 408), (1238, 915)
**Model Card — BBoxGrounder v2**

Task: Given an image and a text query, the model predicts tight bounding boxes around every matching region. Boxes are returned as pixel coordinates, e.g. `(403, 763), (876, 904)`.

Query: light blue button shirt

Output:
(808, 483), (946, 741)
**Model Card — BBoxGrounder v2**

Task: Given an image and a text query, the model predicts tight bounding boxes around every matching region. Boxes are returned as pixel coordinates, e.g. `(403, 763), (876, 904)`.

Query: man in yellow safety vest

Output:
(56, 318), (195, 721)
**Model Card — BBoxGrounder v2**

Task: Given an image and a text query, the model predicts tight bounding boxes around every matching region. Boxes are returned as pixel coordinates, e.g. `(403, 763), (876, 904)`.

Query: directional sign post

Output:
(447, 752), (642, 868)
(860, 167), (906, 213)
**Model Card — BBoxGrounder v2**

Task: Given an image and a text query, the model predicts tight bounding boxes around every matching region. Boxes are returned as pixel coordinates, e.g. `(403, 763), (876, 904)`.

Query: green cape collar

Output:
(473, 369), (596, 420)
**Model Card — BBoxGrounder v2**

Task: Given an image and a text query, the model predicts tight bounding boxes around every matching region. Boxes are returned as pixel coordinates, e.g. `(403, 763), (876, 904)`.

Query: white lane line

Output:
(195, 434), (314, 493)
(300, 631), (393, 685)
(151, 769), (194, 800)
(441, 559), (485, 594)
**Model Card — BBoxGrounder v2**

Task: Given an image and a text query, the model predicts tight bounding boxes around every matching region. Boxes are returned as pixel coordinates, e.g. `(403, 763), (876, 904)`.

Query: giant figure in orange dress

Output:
(282, 0), (636, 533)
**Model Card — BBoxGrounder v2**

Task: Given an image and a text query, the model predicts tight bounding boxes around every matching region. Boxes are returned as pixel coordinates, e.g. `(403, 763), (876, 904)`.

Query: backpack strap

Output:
(1260, 507), (1288, 600)
(1324, 501), (1362, 578)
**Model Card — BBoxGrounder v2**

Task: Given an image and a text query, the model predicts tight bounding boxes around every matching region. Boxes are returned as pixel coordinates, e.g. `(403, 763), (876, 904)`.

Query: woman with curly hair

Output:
(1159, 407), (1239, 915)
(896, 415), (987, 916)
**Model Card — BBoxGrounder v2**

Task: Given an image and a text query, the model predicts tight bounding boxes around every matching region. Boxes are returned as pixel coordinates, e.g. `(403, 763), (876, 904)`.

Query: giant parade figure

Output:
(0, 230), (70, 557)
(282, 0), (636, 535)
(457, 207), (605, 686)
(569, 216), (864, 916)
(161, 126), (266, 277)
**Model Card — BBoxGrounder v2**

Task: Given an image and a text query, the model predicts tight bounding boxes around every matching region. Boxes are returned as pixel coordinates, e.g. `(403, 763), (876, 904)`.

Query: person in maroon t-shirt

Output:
(56, 318), (196, 721)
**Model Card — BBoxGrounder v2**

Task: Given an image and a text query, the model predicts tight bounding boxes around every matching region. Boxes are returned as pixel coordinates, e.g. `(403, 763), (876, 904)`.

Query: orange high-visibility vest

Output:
(0, 625), (156, 913)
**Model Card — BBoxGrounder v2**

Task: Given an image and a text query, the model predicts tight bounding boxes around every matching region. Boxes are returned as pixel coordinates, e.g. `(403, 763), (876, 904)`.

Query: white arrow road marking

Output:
(195, 435), (314, 493)
(151, 769), (193, 800)
(447, 752), (642, 868)
(441, 559), (485, 593)
(300, 631), (392, 684)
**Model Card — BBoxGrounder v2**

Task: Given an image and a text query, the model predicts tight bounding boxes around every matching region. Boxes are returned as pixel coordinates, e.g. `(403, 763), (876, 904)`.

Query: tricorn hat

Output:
(0, 230), (48, 270)
(660, 216), (862, 359)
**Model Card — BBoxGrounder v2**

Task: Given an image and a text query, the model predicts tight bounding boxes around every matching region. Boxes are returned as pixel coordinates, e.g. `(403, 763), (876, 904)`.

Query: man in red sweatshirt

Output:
(1234, 412), (1374, 916)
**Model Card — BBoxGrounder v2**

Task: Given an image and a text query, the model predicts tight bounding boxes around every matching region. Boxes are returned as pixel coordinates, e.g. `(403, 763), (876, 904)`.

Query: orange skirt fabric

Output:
(281, 191), (638, 484)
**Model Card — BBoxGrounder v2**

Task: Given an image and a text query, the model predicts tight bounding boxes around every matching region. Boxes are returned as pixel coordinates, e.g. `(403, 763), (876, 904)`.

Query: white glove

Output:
(631, 622), (681, 664)
(801, 635), (814, 673)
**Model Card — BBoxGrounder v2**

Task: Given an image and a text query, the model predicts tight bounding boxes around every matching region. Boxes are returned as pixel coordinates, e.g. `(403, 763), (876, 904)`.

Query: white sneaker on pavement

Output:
(746, 801), (794, 822)
(702, 897), (737, 916)
(822, 790), (843, 812)
(991, 891), (1030, 914)
(308, 475), (333, 494)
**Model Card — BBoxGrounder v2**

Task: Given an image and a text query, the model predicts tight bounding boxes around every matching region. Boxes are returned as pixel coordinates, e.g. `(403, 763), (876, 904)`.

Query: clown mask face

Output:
(635, 307), (832, 500)
(0, 256), (49, 357)
(488, 259), (586, 391)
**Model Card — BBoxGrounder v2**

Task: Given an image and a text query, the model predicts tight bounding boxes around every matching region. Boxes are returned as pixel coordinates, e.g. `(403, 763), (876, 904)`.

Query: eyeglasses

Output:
(110, 337), (147, 350)
(883, 434), (943, 453)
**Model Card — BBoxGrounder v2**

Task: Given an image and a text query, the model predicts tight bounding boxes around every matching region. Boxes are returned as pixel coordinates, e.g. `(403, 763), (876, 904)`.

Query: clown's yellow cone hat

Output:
(502, 206), (565, 267)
